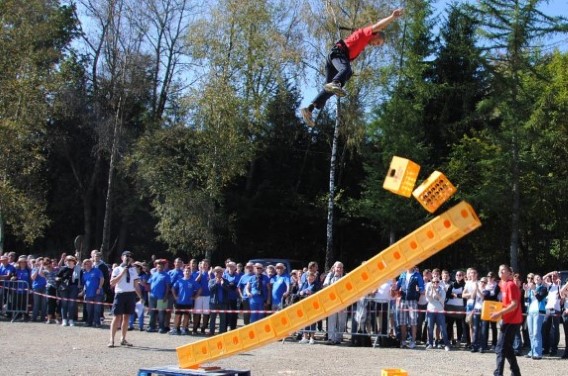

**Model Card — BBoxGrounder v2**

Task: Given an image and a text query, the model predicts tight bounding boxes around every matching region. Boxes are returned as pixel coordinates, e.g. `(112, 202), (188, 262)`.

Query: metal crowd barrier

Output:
(0, 280), (30, 322)
(350, 296), (393, 347)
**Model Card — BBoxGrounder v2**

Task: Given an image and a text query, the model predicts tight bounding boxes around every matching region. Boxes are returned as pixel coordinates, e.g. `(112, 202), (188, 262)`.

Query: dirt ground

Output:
(1, 318), (567, 376)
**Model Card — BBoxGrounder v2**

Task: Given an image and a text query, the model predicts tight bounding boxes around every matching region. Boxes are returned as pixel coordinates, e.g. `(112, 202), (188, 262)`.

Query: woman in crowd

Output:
(425, 275), (451, 351)
(31, 257), (48, 322)
(42, 258), (59, 324)
(56, 255), (81, 327)
(445, 270), (466, 346)
(525, 274), (548, 359)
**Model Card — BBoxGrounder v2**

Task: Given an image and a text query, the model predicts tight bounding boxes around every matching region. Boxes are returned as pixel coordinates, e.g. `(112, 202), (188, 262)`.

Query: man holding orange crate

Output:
(490, 265), (522, 376)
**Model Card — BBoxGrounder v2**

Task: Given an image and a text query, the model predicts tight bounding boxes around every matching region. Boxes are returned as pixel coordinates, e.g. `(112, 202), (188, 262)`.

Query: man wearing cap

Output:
(10, 255), (32, 321)
(246, 263), (271, 323)
(146, 259), (171, 333)
(81, 258), (104, 327)
(271, 263), (291, 311)
(108, 250), (141, 347)
(0, 254), (16, 280)
(208, 266), (230, 336)
(0, 255), (16, 317)
(192, 259), (211, 335)
(55, 255), (81, 326)
(237, 262), (255, 325)
(223, 261), (241, 330)
(166, 258), (185, 332)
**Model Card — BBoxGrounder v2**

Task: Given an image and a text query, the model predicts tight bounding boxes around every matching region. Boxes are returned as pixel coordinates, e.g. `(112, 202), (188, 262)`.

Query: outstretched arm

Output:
(371, 8), (404, 33)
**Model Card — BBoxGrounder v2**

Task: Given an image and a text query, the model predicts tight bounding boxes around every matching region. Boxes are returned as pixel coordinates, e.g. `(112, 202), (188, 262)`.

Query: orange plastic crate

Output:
(412, 171), (457, 213)
(383, 156), (421, 197)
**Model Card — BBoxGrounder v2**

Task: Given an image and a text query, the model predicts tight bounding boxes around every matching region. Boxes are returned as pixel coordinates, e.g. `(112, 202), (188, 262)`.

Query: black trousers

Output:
(494, 323), (521, 376)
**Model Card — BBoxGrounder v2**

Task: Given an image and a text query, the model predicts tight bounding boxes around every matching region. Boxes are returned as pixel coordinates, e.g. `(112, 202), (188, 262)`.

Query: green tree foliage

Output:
(0, 0), (77, 248)
(466, 0), (568, 270)
(350, 0), (435, 243)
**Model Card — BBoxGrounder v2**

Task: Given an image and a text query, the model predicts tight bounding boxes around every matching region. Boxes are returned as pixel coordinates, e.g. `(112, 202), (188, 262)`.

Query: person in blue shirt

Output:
(12, 256), (32, 321)
(81, 258), (104, 327)
(395, 266), (425, 349)
(31, 257), (48, 322)
(271, 263), (291, 311)
(171, 266), (200, 335)
(525, 274), (548, 359)
(297, 271), (319, 344)
(146, 260), (171, 333)
(192, 259), (211, 335)
(0, 254), (16, 280)
(246, 263), (271, 323)
(129, 261), (149, 331)
(237, 262), (255, 325)
(223, 261), (241, 330)
(208, 266), (231, 336)
(166, 258), (184, 332)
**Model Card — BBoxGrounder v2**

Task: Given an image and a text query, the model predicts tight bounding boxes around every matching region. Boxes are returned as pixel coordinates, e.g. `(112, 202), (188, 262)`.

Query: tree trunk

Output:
(100, 101), (122, 258)
(0, 210), (4, 252)
(509, 124), (520, 271)
(325, 98), (341, 271)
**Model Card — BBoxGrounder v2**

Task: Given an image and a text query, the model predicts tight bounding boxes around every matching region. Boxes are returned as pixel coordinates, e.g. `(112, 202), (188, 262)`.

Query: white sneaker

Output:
(408, 340), (416, 349)
(426, 344), (433, 349)
(445, 346), (450, 352)
(323, 82), (348, 97)
(309, 338), (315, 345)
(298, 338), (309, 344)
(69, 320), (75, 327)
(61, 319), (68, 327)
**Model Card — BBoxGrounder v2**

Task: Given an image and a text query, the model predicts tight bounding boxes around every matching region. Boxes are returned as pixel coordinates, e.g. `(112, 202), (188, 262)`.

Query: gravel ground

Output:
(2, 318), (566, 375)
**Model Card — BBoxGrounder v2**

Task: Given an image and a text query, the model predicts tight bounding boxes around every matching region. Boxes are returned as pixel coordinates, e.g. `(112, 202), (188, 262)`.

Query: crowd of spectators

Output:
(1, 250), (567, 359)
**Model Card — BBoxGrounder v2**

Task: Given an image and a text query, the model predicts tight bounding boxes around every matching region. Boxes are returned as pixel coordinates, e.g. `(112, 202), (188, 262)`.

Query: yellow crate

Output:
(429, 213), (462, 250)
(207, 335), (227, 358)
(348, 262), (382, 296)
(239, 319), (275, 349)
(334, 274), (360, 304)
(191, 339), (211, 366)
(222, 330), (243, 354)
(412, 171), (457, 213)
(270, 309), (294, 337)
(381, 369), (408, 376)
(383, 156), (421, 198)
(176, 342), (196, 369)
(300, 293), (326, 324)
(413, 223), (442, 256)
(374, 244), (408, 274)
(397, 233), (423, 263)
(289, 301), (308, 323)
(481, 300), (502, 322)
(445, 201), (482, 234)
(318, 285), (342, 313)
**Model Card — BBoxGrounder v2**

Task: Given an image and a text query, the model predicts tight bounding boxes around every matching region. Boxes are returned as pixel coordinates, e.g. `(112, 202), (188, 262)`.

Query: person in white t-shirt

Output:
(108, 250), (141, 348)
(462, 268), (483, 352)
(425, 276), (451, 351)
(542, 271), (561, 356)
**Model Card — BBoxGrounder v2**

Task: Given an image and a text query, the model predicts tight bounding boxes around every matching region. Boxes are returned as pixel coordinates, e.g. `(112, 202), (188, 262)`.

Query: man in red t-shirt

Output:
(490, 264), (522, 376)
(300, 8), (404, 127)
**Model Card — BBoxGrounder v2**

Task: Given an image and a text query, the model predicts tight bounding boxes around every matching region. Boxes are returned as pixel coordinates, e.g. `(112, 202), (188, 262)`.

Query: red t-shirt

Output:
(343, 26), (375, 61)
(500, 280), (523, 324)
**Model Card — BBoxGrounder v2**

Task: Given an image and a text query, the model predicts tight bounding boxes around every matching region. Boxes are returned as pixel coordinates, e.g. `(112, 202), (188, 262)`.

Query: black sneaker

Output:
(300, 107), (315, 127)
(324, 82), (347, 97)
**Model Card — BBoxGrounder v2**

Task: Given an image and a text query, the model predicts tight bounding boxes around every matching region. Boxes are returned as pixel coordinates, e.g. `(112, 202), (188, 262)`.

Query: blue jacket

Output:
(528, 284), (548, 313)
(209, 278), (230, 305)
(396, 270), (424, 301)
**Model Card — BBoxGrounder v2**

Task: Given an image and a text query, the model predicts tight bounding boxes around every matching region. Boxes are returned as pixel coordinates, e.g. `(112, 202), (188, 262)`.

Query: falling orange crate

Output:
(383, 156), (421, 197)
(412, 171), (457, 213)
